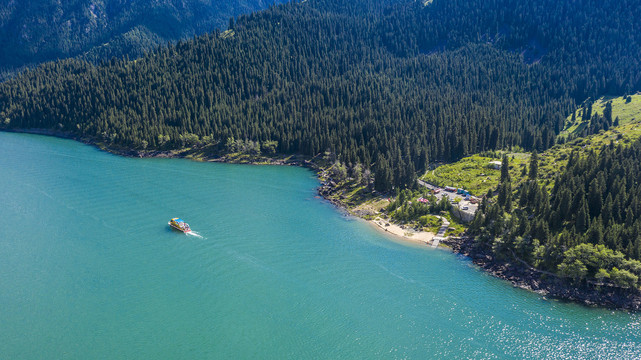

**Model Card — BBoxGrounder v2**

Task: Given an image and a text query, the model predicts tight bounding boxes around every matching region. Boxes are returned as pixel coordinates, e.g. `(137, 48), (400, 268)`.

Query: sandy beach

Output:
(368, 217), (436, 245)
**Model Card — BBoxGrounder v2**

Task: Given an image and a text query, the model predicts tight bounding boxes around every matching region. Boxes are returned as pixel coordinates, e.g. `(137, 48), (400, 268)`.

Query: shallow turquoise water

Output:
(0, 132), (640, 359)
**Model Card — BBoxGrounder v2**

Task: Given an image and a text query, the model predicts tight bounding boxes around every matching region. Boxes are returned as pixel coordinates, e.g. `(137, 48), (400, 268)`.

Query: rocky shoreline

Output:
(316, 177), (352, 210)
(444, 236), (641, 311)
(2, 128), (311, 164)
(4, 128), (640, 311)
(314, 167), (641, 312)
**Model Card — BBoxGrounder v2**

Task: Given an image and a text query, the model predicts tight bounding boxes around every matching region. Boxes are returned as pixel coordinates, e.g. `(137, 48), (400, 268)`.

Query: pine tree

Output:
(603, 101), (613, 125)
(575, 198), (589, 233)
(498, 180), (512, 211)
(374, 155), (393, 192)
(529, 150), (539, 180)
(505, 181), (513, 212)
(501, 155), (510, 183)
(588, 178), (603, 219)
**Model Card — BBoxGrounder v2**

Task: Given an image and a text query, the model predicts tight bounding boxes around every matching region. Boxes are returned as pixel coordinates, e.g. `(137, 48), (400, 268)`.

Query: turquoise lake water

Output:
(1, 131), (640, 359)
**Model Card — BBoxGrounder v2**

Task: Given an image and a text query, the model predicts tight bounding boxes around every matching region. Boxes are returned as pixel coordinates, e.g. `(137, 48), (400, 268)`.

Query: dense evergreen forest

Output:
(1, 0), (641, 193)
(0, 0), (284, 80)
(471, 141), (641, 289)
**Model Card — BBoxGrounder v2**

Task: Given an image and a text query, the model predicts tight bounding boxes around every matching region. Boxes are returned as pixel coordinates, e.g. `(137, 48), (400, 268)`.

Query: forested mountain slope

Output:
(0, 0), (285, 80)
(471, 137), (641, 291)
(1, 0), (640, 192)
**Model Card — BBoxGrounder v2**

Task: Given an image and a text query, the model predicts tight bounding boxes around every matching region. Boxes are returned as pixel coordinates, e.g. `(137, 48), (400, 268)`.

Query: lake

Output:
(1, 132), (640, 359)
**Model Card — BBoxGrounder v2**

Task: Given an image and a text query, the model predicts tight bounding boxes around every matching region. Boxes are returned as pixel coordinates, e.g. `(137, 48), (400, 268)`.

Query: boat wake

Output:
(187, 231), (204, 238)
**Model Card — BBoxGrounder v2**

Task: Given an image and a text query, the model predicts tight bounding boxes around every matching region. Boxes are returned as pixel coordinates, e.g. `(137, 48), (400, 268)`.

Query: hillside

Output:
(561, 93), (641, 139)
(2, 0), (641, 193)
(421, 152), (529, 197)
(401, 98), (640, 306)
(422, 94), (641, 196)
(1, 0), (641, 309)
(319, 110), (641, 308)
(466, 118), (641, 304)
(0, 0), (285, 80)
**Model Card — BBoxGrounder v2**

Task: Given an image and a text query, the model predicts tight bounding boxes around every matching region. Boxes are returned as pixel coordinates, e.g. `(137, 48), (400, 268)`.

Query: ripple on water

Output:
(1, 132), (640, 359)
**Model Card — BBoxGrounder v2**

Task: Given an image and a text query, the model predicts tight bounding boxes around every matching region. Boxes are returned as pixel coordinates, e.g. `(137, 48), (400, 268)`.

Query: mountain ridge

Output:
(1, 0), (640, 190)
(0, 0), (285, 80)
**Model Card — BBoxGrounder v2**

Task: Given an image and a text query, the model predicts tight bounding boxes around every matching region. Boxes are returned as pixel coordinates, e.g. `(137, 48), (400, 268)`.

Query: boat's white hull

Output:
(169, 222), (191, 233)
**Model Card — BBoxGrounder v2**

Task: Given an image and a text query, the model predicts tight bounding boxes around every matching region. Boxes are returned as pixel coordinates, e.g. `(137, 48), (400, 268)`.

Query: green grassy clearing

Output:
(539, 119), (641, 188)
(442, 212), (467, 236)
(560, 93), (641, 137)
(417, 214), (442, 233)
(423, 99), (641, 195)
(421, 153), (528, 196)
